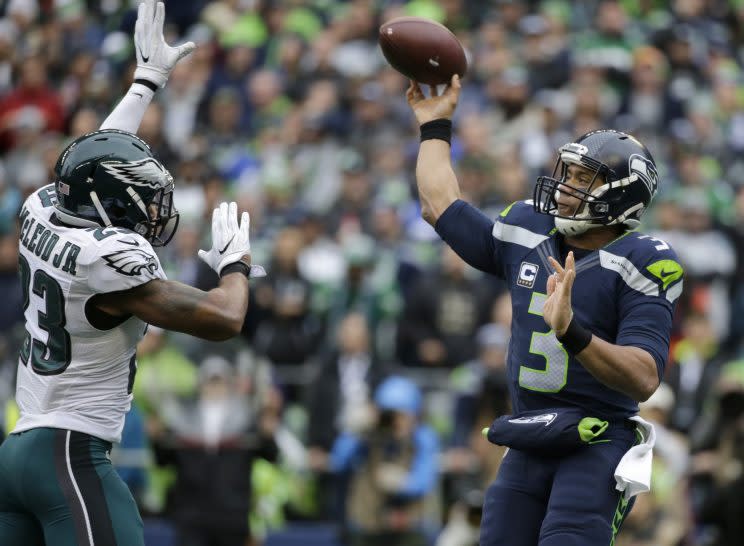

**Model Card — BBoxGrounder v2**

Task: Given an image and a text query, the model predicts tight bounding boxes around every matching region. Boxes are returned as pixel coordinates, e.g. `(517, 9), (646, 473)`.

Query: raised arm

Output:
(100, 0), (194, 132)
(406, 76), (504, 277)
(92, 202), (266, 342)
(406, 76), (463, 224)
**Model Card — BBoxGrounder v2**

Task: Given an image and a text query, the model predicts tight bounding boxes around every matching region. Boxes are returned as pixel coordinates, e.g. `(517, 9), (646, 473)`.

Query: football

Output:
(379, 16), (467, 86)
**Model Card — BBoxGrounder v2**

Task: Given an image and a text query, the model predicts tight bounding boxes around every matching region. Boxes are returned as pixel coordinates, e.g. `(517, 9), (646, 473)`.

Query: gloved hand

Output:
(198, 202), (266, 277)
(133, 0), (195, 88)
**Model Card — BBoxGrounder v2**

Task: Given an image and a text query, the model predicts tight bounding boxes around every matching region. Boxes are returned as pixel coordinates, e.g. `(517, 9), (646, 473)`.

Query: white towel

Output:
(614, 416), (656, 500)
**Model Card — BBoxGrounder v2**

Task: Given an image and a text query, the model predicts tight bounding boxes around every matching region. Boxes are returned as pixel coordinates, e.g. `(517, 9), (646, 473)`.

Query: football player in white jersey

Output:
(0, 2), (265, 545)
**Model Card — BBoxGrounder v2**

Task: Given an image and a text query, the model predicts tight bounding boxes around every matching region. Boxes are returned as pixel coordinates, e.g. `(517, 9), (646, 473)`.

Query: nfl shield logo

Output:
(517, 262), (539, 289)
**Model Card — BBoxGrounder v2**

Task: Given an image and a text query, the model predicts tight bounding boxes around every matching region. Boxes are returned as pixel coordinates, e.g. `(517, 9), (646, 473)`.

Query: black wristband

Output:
(220, 261), (252, 279)
(134, 78), (159, 92)
(420, 118), (452, 144)
(557, 316), (593, 355)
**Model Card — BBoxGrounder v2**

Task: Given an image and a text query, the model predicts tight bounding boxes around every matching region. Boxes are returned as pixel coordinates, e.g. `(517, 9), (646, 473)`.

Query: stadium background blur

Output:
(1, 0), (744, 545)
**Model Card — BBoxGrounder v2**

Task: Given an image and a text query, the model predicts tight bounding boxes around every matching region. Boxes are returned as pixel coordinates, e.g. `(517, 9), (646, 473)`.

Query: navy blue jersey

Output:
(435, 200), (683, 419)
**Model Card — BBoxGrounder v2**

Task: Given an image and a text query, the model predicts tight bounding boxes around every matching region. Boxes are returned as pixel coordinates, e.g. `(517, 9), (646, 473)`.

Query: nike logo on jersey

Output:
(659, 269), (675, 278)
(119, 238), (140, 246)
(218, 235), (235, 255)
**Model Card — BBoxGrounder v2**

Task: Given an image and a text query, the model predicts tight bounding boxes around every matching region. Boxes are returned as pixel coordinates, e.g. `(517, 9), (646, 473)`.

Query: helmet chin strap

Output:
(552, 187), (600, 236)
(90, 190), (113, 227)
(54, 208), (101, 228)
(554, 217), (602, 236)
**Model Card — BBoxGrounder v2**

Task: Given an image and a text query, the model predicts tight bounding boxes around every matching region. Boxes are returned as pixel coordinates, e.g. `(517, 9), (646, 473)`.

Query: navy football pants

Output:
(480, 424), (637, 546)
(0, 428), (144, 546)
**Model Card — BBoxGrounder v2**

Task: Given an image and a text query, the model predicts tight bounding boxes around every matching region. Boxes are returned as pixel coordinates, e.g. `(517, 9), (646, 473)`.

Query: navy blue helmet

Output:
(533, 130), (658, 236)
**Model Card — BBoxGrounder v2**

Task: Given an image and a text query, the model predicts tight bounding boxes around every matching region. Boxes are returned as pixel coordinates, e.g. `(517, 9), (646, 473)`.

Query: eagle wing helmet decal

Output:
(100, 158), (172, 189)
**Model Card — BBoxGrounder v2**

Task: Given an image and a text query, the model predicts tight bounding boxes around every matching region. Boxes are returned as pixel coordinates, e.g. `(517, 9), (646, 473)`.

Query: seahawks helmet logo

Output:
(103, 248), (158, 276)
(100, 158), (172, 189)
(629, 154), (658, 197)
(508, 413), (557, 427)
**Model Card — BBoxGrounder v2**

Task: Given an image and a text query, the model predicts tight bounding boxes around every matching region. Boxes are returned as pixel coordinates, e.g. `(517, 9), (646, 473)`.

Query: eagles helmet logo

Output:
(100, 158), (172, 189)
(103, 248), (158, 276)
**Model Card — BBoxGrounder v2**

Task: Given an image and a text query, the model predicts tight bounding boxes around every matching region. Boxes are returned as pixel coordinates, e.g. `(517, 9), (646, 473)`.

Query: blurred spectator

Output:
(615, 45), (685, 136)
(666, 312), (727, 433)
(0, 228), (23, 362)
(723, 184), (744, 351)
(154, 355), (279, 546)
(306, 312), (385, 517)
(326, 148), (375, 235)
(0, 161), (20, 234)
(0, 54), (64, 150)
(138, 102), (178, 167)
(397, 246), (499, 368)
(651, 189), (735, 339)
(521, 13), (571, 92)
(690, 361), (744, 546)
(252, 227), (323, 393)
(443, 323), (511, 503)
(329, 376), (440, 546)
(574, 0), (636, 78)
(435, 489), (483, 546)
(323, 231), (404, 356)
(307, 312), (383, 459)
(111, 404), (150, 507)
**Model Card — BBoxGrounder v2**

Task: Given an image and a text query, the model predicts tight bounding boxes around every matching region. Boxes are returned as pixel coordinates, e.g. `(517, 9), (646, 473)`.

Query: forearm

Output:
(415, 139), (460, 225)
(158, 275), (249, 340)
(117, 275), (250, 341)
(100, 82), (156, 133)
(574, 336), (659, 402)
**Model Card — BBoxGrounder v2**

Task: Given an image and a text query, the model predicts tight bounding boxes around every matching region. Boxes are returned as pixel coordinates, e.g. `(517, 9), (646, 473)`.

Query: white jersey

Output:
(13, 184), (166, 443)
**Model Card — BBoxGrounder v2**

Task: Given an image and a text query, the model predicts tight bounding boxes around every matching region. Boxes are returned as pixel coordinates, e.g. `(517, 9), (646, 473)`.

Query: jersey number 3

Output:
(18, 255), (72, 375)
(519, 292), (569, 393)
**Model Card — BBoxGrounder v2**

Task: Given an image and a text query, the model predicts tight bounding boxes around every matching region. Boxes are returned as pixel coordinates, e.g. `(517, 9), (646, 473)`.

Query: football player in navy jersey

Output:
(406, 75), (683, 546)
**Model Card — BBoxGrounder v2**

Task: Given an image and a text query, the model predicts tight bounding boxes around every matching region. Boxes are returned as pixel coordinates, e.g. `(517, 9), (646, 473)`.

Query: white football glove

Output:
(198, 202), (266, 278)
(133, 0), (196, 88)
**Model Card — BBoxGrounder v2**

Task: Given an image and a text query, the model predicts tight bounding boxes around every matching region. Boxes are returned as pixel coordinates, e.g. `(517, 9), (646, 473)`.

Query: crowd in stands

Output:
(1, 0), (744, 545)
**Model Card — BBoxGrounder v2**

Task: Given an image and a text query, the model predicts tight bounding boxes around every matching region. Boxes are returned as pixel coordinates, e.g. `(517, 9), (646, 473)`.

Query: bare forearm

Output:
(416, 139), (461, 224)
(575, 337), (659, 402)
(100, 82), (156, 133)
(106, 275), (250, 341)
(151, 275), (249, 340)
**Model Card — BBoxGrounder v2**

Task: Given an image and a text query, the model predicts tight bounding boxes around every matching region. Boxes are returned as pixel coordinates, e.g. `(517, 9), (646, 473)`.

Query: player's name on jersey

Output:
(19, 206), (80, 275)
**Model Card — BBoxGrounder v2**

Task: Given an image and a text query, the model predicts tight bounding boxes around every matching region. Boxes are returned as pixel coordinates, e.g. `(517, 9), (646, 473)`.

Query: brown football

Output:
(379, 16), (467, 85)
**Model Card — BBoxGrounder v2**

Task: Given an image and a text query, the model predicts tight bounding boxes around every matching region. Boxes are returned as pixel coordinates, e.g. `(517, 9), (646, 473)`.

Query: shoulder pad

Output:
(86, 232), (166, 293)
(604, 232), (683, 303)
(495, 200), (555, 233)
(22, 184), (57, 217)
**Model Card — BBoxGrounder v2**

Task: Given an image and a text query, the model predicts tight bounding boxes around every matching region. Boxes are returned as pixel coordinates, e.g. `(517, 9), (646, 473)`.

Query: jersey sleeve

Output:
(87, 234), (167, 294)
(610, 240), (684, 380)
(434, 199), (504, 277)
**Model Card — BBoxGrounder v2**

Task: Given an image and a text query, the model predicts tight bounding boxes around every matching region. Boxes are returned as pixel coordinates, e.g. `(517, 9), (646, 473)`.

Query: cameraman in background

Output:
(329, 376), (440, 546)
(689, 361), (744, 546)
